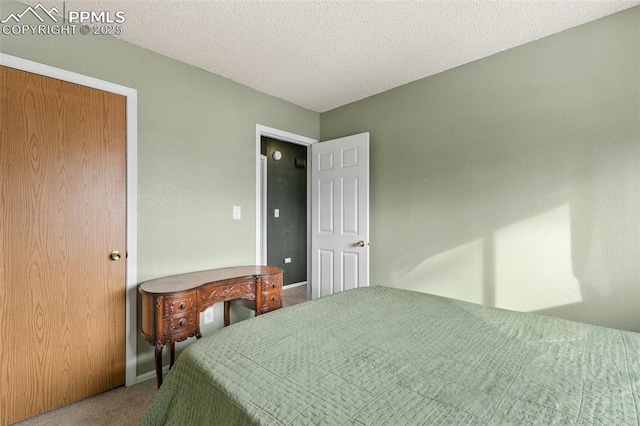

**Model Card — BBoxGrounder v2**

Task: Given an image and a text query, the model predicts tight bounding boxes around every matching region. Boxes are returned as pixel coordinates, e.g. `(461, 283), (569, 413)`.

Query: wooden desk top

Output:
(138, 265), (282, 295)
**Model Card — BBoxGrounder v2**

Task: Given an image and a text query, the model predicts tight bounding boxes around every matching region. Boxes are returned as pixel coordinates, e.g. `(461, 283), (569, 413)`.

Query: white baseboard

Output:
(135, 366), (169, 386)
(284, 281), (307, 289)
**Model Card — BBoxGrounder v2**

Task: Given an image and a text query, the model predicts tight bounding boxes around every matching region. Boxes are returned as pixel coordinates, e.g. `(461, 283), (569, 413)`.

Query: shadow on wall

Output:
(320, 7), (640, 332)
(388, 134), (640, 332)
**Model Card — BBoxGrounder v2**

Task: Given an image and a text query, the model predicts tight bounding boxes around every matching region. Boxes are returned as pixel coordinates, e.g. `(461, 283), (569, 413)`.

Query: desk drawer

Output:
(164, 312), (197, 336)
(200, 278), (255, 304)
(261, 275), (282, 294)
(259, 274), (282, 314)
(164, 293), (196, 316)
(259, 293), (282, 313)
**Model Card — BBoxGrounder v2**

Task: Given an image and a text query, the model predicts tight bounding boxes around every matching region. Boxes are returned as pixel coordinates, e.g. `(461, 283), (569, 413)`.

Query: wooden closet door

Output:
(0, 66), (126, 425)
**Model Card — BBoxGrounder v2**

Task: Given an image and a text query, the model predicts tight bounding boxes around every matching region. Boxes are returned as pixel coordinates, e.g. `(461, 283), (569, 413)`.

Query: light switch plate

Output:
(233, 205), (241, 220)
(274, 209), (279, 218)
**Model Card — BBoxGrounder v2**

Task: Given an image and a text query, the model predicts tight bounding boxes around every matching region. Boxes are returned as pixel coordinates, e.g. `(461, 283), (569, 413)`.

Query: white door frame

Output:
(255, 125), (317, 294)
(0, 54), (139, 387)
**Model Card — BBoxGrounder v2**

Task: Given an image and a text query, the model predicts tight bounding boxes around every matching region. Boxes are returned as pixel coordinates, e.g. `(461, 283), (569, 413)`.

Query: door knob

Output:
(109, 251), (121, 261)
(356, 240), (366, 247)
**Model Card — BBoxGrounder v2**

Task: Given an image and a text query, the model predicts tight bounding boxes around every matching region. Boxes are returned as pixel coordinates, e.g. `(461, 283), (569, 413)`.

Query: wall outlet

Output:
(284, 257), (291, 264)
(203, 307), (214, 324)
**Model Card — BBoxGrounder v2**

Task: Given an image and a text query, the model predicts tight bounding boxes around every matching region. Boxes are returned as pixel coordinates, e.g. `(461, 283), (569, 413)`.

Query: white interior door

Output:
(311, 132), (369, 299)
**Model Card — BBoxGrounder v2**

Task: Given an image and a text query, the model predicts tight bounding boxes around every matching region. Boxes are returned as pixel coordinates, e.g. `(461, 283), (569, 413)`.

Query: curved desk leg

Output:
(224, 300), (231, 326)
(154, 342), (163, 389)
(169, 342), (175, 369)
(155, 339), (197, 389)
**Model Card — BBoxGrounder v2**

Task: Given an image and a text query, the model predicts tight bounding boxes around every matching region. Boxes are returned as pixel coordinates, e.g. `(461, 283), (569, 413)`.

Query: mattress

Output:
(140, 286), (640, 425)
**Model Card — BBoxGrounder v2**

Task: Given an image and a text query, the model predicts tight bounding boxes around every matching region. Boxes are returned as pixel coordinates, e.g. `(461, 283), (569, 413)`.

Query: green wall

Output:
(321, 7), (640, 332)
(0, 0), (319, 376)
(3, 0), (640, 381)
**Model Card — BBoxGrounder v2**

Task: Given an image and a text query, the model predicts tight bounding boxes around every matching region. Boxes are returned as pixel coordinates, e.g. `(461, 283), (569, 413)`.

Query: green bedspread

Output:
(140, 286), (640, 425)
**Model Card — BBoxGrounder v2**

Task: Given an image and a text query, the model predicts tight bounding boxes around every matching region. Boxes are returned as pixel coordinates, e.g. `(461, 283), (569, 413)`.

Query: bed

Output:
(140, 286), (640, 425)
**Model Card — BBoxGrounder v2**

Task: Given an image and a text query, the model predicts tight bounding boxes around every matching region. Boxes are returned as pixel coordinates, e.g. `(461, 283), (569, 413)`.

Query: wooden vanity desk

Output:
(139, 265), (283, 387)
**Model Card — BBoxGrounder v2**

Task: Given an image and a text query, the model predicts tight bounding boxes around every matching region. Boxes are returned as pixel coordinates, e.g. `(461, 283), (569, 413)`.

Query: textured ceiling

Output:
(24, 0), (640, 112)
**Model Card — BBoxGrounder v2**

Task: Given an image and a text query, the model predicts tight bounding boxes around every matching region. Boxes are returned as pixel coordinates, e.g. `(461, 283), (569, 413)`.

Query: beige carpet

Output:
(14, 285), (308, 425)
(13, 378), (157, 426)
(282, 283), (308, 307)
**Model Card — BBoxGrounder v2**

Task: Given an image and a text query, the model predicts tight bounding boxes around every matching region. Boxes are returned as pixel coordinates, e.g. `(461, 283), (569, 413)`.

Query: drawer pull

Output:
(178, 318), (185, 327)
(271, 296), (276, 301)
(179, 302), (186, 310)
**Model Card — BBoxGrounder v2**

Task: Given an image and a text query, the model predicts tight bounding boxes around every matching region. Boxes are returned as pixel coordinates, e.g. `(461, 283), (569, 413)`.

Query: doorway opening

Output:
(262, 136), (308, 286)
(255, 125), (317, 295)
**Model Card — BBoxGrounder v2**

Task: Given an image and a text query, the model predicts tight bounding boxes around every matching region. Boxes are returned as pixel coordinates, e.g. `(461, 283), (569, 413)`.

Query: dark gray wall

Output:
(262, 137), (308, 285)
